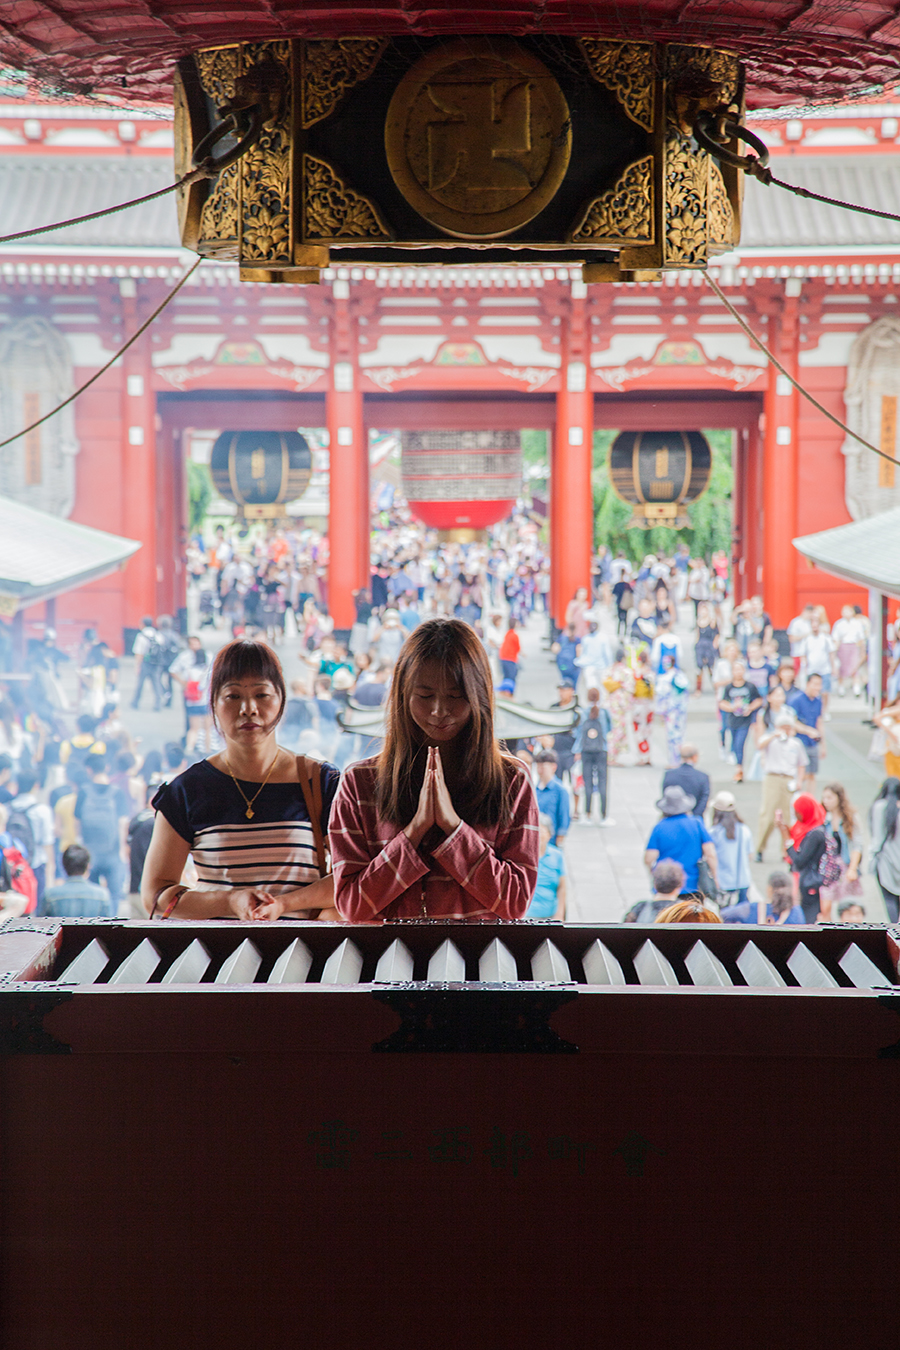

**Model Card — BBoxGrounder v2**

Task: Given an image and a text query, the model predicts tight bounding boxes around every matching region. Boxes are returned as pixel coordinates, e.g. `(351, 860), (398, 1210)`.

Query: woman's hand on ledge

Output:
(228, 888), (277, 921)
(250, 874), (336, 922)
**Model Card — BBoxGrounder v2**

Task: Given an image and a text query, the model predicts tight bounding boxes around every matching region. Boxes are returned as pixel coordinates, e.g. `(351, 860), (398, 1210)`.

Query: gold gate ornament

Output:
(175, 36), (744, 283)
(384, 40), (571, 240)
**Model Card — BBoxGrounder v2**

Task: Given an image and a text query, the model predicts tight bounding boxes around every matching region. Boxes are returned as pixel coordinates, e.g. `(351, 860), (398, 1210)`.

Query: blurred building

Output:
(1, 79), (900, 641)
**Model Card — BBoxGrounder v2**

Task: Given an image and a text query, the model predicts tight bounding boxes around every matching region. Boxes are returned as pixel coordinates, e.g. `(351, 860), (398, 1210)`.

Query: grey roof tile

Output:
(0, 156), (179, 248)
(0, 153), (897, 254)
(0, 494), (140, 608)
(794, 507), (900, 598)
(742, 155), (900, 249)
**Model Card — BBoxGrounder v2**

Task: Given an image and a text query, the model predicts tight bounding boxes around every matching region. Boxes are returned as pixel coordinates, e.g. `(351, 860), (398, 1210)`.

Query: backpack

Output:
(1, 846), (37, 912)
(78, 783), (120, 855)
(6, 804), (36, 863)
(583, 718), (606, 753)
(66, 736), (97, 771)
(819, 831), (843, 887)
(142, 630), (178, 669)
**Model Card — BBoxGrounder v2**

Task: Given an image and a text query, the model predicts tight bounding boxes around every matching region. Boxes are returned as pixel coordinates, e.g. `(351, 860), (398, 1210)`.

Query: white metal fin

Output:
(478, 938), (518, 983)
(787, 942), (839, 988)
(633, 939), (679, 987)
(737, 941), (786, 988)
(56, 939), (109, 984)
(426, 939), (466, 983)
(374, 939), (414, 983)
(581, 940), (626, 986)
(321, 938), (364, 985)
(530, 939), (571, 982)
(268, 938), (314, 984)
(685, 941), (733, 987)
(107, 938), (161, 985)
(838, 943), (894, 988)
(161, 938), (211, 984)
(214, 938), (263, 985)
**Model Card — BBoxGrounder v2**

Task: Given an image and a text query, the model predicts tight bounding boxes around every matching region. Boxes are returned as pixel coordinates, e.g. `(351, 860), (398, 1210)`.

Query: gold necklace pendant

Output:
(225, 748), (280, 822)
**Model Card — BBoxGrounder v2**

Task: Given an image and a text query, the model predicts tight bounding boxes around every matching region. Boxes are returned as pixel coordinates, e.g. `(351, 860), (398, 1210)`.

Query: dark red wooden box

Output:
(1, 917), (897, 1350)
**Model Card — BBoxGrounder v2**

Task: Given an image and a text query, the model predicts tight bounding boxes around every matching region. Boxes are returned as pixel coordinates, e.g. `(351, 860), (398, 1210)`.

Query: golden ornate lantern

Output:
(174, 37), (746, 284)
(609, 429), (712, 528)
(210, 430), (312, 522)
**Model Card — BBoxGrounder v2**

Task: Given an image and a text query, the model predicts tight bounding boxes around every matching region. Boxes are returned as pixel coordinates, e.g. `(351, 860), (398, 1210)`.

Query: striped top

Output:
(329, 757), (539, 922)
(152, 759), (339, 895)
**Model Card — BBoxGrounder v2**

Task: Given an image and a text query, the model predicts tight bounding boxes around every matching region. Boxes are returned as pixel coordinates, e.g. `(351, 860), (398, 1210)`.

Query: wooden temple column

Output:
(326, 278), (368, 634)
(119, 280), (158, 635)
(735, 417), (764, 605)
(551, 287), (594, 628)
(762, 280), (801, 629)
(743, 413), (764, 597)
(732, 428), (746, 603)
(154, 420), (185, 623)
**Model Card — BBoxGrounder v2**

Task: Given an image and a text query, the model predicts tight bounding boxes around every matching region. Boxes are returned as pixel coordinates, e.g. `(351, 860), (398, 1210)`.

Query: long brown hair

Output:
(376, 618), (510, 827)
(823, 781), (855, 839)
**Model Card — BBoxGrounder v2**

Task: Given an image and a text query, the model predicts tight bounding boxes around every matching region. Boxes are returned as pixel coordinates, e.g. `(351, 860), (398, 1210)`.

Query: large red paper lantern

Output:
(401, 429), (522, 532)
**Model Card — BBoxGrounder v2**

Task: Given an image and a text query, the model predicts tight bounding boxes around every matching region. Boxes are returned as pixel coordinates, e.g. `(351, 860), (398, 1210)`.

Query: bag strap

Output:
(296, 755), (328, 878)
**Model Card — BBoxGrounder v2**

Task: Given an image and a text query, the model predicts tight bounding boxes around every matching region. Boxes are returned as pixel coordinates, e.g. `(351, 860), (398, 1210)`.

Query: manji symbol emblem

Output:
(385, 39), (571, 240)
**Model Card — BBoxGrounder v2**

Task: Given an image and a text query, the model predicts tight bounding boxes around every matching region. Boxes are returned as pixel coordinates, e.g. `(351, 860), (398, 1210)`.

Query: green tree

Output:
(187, 458), (214, 534)
(521, 427), (549, 491)
(591, 427), (733, 563)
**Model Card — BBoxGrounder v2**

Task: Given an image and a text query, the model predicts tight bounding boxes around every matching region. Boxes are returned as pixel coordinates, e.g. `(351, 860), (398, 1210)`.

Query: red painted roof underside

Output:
(1, 1), (900, 109)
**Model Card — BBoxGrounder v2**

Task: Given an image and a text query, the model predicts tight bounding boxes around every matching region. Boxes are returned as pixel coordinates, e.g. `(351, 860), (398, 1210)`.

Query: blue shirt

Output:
(709, 821), (752, 890)
(646, 813), (711, 894)
(556, 638), (579, 674)
(791, 691), (822, 747)
(43, 877), (112, 918)
(535, 776), (570, 843)
(721, 899), (805, 924)
(526, 843), (565, 918)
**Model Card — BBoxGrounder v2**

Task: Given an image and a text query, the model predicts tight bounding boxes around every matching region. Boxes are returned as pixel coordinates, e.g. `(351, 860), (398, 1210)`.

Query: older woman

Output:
(141, 638), (338, 920)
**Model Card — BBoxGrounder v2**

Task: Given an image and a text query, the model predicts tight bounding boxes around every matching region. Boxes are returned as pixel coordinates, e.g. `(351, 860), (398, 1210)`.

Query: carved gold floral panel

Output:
(707, 159), (734, 250)
(196, 45), (239, 106)
(578, 39), (655, 132)
(303, 156), (391, 241)
(195, 45), (240, 256)
(239, 42), (293, 265)
(302, 40), (387, 128)
(664, 130), (708, 267)
(569, 156), (653, 244)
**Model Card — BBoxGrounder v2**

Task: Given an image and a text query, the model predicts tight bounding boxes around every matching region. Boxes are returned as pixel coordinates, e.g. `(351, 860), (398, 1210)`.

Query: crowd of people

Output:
(629, 758), (883, 925)
(1, 512), (899, 929)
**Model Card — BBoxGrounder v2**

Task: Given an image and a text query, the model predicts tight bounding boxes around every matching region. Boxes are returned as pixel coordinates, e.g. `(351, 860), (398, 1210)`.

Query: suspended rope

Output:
(0, 167), (213, 246)
(695, 113), (900, 227)
(0, 258), (203, 451)
(704, 272), (898, 468)
(751, 171), (900, 227)
(0, 102), (264, 245)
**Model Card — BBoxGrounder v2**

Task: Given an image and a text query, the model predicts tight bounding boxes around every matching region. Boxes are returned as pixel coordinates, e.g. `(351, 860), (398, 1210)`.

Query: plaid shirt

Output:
(329, 758), (539, 921)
